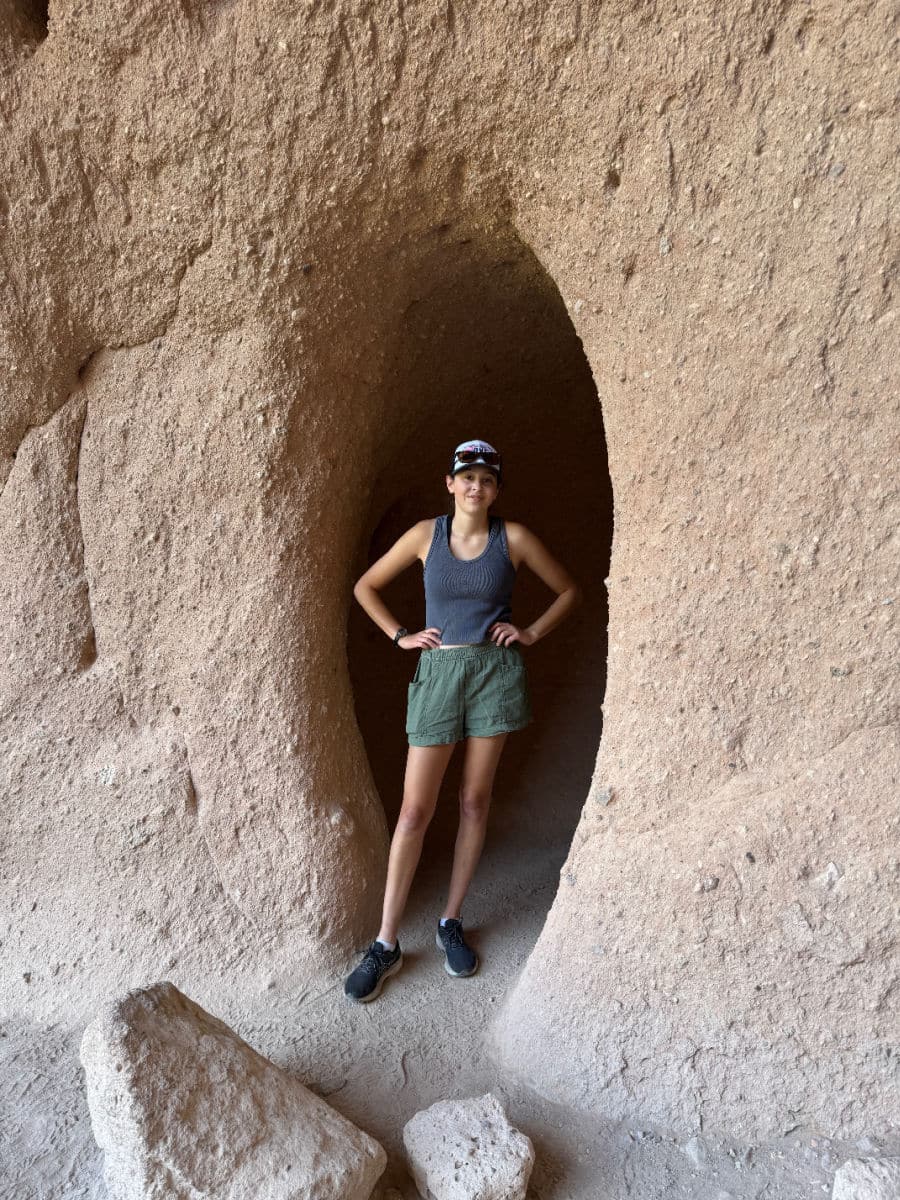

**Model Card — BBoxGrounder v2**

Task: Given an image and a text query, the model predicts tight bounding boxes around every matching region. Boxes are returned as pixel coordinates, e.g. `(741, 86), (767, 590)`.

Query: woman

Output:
(344, 439), (582, 1002)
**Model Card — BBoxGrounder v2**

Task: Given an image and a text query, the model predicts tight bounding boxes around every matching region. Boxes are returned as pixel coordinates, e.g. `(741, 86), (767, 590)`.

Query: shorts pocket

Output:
(405, 681), (428, 735)
(500, 660), (532, 728)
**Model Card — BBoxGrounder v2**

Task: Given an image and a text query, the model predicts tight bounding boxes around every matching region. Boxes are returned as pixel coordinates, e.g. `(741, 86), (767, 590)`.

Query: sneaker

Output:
(435, 918), (479, 977)
(343, 939), (403, 1003)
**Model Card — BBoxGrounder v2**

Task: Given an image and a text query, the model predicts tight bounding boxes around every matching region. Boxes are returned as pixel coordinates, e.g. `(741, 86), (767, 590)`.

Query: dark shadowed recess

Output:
(15, 0), (49, 38)
(347, 221), (612, 924)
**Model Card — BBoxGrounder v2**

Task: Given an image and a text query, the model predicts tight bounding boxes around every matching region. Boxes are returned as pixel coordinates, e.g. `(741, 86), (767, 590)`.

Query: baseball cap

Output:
(450, 439), (502, 478)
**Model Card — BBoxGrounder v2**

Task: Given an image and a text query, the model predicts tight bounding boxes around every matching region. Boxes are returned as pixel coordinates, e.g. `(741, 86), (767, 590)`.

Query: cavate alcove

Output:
(347, 218), (612, 967)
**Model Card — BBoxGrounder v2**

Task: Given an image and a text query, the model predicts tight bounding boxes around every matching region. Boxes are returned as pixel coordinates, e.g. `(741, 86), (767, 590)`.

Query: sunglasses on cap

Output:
(453, 449), (501, 467)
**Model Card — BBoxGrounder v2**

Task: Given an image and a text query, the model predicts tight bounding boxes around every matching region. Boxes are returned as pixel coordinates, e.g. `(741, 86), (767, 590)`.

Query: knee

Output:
(459, 786), (491, 821)
(396, 802), (433, 835)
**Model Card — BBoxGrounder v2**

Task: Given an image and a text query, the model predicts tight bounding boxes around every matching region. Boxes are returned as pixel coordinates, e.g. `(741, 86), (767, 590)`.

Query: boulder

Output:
(833, 1158), (900, 1200)
(402, 1092), (534, 1200)
(80, 982), (386, 1200)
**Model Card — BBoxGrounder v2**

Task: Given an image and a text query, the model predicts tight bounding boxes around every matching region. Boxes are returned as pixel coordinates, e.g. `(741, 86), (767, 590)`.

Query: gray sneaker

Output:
(343, 940), (403, 1002)
(435, 918), (478, 977)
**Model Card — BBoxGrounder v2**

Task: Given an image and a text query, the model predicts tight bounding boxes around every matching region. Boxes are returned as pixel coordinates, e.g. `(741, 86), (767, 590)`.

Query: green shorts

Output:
(405, 642), (533, 747)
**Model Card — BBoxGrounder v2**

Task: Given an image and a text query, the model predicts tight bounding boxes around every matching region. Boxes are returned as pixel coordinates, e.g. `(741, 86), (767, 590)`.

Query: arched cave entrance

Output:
(347, 222), (612, 960)
(12, 0), (49, 40)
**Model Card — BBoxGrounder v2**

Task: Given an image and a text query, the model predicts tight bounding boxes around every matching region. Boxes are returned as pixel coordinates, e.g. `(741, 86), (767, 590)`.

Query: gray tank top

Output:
(423, 514), (516, 645)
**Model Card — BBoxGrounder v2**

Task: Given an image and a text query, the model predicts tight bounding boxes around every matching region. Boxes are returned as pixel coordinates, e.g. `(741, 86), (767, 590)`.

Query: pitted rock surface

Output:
(832, 1158), (900, 1200)
(80, 982), (386, 1200)
(402, 1092), (534, 1200)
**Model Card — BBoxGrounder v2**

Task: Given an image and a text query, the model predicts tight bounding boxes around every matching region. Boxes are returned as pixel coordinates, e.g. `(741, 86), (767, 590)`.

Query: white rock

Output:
(814, 860), (844, 889)
(80, 981), (386, 1200)
(833, 1158), (900, 1200)
(683, 1134), (707, 1167)
(402, 1092), (534, 1200)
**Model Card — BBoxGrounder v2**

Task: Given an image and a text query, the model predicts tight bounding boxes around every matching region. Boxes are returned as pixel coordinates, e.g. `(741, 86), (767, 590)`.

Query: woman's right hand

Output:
(400, 627), (443, 650)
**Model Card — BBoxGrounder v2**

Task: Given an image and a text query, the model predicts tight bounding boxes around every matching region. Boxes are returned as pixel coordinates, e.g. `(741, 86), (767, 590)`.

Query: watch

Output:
(393, 627), (408, 645)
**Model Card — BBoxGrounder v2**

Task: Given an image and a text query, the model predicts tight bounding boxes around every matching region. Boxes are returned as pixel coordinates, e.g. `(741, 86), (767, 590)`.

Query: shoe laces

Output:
(359, 942), (388, 978)
(442, 921), (465, 947)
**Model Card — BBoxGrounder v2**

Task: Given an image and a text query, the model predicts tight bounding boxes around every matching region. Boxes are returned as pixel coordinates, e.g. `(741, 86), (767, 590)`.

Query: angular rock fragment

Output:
(80, 982), (386, 1200)
(402, 1092), (534, 1200)
(832, 1158), (900, 1200)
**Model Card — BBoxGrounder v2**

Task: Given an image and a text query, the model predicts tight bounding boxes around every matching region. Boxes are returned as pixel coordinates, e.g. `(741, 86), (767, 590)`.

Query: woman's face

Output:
(446, 466), (500, 511)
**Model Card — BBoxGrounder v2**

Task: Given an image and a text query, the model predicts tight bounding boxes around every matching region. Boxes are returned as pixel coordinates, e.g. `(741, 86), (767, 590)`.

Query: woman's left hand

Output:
(488, 622), (537, 648)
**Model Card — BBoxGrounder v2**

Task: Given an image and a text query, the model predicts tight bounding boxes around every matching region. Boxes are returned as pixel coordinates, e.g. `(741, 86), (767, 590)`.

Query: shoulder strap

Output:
(498, 517), (512, 564)
(425, 515), (444, 566)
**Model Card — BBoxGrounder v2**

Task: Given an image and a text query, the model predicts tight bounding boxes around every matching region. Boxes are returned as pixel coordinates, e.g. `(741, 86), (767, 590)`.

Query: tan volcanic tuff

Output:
(1, 1), (897, 1197)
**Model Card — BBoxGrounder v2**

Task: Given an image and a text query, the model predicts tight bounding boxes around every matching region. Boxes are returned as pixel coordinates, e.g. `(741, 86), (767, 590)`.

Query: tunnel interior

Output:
(347, 219), (613, 935)
(15, 0), (49, 38)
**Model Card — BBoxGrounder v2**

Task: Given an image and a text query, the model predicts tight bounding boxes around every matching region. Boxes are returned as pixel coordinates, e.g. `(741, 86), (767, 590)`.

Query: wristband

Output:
(393, 627), (408, 645)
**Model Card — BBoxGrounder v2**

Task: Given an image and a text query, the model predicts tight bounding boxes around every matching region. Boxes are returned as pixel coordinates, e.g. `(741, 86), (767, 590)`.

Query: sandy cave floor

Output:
(2, 786), (878, 1200)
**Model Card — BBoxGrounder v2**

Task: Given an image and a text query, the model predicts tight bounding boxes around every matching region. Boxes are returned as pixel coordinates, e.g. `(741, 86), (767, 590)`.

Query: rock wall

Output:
(2, 0), (896, 1145)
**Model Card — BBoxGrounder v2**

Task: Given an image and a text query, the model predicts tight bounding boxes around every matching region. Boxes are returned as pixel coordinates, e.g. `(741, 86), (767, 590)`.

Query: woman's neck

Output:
(450, 510), (491, 537)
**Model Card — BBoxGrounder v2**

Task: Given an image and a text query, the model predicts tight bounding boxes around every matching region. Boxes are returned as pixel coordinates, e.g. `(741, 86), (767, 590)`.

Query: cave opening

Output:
(17, 0), (49, 39)
(347, 220), (612, 962)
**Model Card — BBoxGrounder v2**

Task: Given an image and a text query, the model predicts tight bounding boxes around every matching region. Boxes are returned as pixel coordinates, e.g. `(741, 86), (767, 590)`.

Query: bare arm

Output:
(492, 523), (583, 647)
(353, 521), (442, 648)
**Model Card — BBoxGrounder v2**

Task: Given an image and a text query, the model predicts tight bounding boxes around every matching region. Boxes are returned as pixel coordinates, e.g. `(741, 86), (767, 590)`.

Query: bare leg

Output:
(377, 742), (456, 944)
(442, 732), (509, 920)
